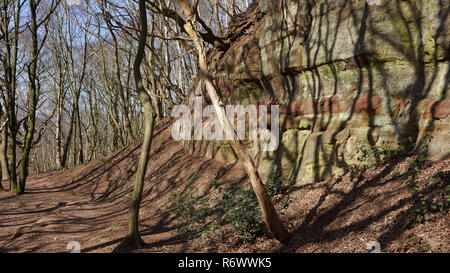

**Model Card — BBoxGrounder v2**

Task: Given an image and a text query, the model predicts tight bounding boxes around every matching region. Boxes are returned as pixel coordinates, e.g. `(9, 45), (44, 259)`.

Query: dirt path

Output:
(0, 122), (247, 253)
(0, 122), (448, 253)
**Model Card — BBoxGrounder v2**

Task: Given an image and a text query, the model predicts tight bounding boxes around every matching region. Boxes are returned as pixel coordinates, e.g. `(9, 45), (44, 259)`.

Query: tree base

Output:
(275, 231), (291, 245)
(112, 235), (146, 253)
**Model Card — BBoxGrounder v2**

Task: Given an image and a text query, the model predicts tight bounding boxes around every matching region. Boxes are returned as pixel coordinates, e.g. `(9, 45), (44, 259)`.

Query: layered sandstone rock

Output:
(182, 0), (449, 185)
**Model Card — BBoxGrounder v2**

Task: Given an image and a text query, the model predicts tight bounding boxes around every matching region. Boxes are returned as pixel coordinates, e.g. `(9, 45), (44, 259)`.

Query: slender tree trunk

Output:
(0, 125), (9, 182)
(114, 0), (155, 252)
(61, 105), (75, 169)
(52, 12), (68, 170)
(109, 22), (135, 143)
(87, 87), (99, 162)
(176, 0), (289, 243)
(98, 26), (125, 148)
(55, 93), (63, 168)
(17, 0), (58, 193)
(1, 0), (21, 192)
(8, 118), (17, 192)
(0, 118), (6, 191)
(126, 103), (155, 244)
(76, 101), (84, 164)
(0, 111), (10, 183)
(72, 125), (78, 167)
(17, 0), (39, 194)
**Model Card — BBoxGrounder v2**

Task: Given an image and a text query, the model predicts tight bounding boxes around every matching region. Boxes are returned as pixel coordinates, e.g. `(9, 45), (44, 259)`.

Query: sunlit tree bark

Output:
(175, 0), (289, 243)
(114, 0), (156, 251)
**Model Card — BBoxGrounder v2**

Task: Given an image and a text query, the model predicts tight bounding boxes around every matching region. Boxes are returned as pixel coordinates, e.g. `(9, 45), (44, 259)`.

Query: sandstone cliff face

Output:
(183, 0), (449, 185)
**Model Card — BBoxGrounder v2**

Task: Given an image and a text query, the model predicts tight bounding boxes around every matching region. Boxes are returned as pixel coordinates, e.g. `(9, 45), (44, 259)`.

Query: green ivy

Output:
(171, 169), (293, 242)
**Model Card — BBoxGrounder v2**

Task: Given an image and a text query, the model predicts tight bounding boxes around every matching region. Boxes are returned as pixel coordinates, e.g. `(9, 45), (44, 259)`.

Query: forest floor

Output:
(0, 121), (448, 253)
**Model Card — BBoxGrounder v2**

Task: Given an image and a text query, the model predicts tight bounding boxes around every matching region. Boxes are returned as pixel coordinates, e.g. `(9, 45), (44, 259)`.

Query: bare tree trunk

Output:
(18, 0), (40, 194)
(0, 120), (7, 191)
(102, 9), (135, 143)
(114, 0), (155, 252)
(176, 0), (289, 243)
(61, 105), (75, 169)
(1, 0), (21, 192)
(0, 111), (9, 183)
(72, 124), (78, 167)
(0, 126), (9, 182)
(55, 92), (63, 168)
(87, 86), (99, 162)
(76, 101), (84, 164)
(17, 0), (59, 193)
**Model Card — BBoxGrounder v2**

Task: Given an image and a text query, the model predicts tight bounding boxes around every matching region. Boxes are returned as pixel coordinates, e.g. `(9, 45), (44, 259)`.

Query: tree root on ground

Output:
(112, 236), (146, 253)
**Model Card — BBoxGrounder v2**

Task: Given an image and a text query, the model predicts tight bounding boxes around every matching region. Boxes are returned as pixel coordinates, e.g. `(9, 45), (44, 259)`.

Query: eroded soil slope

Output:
(0, 121), (448, 253)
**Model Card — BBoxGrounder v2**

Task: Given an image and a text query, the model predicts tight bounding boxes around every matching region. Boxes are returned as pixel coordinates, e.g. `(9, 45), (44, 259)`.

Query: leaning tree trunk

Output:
(176, 0), (289, 243)
(113, 0), (155, 251)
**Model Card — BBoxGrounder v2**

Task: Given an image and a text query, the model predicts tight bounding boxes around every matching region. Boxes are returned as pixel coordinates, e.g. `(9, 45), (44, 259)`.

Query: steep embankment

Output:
(0, 121), (247, 252)
(0, 119), (448, 253)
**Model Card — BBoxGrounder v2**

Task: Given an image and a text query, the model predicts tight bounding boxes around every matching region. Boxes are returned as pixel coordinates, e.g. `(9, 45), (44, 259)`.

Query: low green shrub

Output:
(171, 170), (293, 242)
